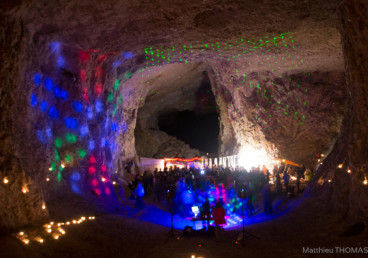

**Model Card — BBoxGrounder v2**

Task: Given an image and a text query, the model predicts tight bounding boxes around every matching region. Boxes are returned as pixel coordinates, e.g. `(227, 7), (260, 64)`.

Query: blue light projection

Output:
(87, 107), (93, 119)
(80, 125), (89, 136)
(65, 117), (78, 129)
(88, 140), (95, 150)
(73, 102), (83, 112)
(48, 106), (59, 119)
(40, 101), (47, 112)
(95, 100), (103, 113)
(30, 94), (38, 107)
(57, 56), (65, 68)
(50, 42), (61, 54)
(33, 73), (42, 86)
(44, 78), (54, 91)
(123, 52), (134, 59)
(36, 130), (46, 144)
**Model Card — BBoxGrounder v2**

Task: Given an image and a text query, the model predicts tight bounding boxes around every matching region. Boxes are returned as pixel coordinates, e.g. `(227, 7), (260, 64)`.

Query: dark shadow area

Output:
(158, 110), (219, 154)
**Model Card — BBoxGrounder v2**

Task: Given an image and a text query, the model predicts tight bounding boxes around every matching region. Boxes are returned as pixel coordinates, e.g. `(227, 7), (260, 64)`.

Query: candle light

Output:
(3, 177), (9, 184)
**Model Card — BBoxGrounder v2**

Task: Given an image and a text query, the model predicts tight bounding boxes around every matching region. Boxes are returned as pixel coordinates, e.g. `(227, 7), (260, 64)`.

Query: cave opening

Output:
(135, 66), (219, 158)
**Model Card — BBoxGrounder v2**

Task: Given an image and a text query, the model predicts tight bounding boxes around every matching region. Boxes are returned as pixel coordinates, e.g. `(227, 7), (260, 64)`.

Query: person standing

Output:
(283, 170), (290, 192)
(213, 201), (226, 241)
(134, 181), (145, 210)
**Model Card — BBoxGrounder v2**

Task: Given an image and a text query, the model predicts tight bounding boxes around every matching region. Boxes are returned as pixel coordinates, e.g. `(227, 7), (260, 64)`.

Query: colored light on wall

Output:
(71, 171), (81, 181)
(80, 69), (87, 82)
(57, 56), (65, 68)
(65, 118), (78, 129)
(95, 101), (103, 113)
(65, 133), (77, 143)
(78, 149), (86, 158)
(80, 125), (89, 136)
(88, 167), (96, 174)
(88, 140), (95, 150)
(33, 73), (42, 86)
(40, 101), (47, 112)
(87, 107), (93, 119)
(105, 187), (111, 195)
(79, 51), (90, 63)
(46, 127), (52, 138)
(94, 83), (103, 95)
(48, 106), (59, 119)
(36, 130), (46, 144)
(114, 80), (120, 90)
(101, 164), (106, 172)
(57, 172), (62, 182)
(65, 155), (72, 163)
(111, 123), (117, 132)
(89, 156), (96, 164)
(30, 94), (38, 107)
(50, 42), (61, 54)
(45, 78), (54, 91)
(55, 138), (63, 148)
(123, 52), (134, 59)
(91, 178), (99, 187)
(73, 102), (83, 112)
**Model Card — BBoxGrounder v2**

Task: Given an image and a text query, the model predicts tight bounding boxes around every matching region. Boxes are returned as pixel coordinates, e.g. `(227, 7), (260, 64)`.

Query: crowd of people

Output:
(123, 163), (313, 240)
(127, 164), (313, 216)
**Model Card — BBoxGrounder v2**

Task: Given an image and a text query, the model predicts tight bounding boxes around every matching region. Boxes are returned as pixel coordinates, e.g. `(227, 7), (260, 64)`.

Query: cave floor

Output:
(0, 193), (367, 258)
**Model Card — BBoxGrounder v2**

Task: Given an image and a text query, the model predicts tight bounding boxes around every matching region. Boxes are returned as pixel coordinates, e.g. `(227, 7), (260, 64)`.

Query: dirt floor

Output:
(0, 191), (367, 258)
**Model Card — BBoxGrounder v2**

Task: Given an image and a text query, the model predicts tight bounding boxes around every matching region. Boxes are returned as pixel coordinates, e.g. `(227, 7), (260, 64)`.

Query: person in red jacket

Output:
(213, 201), (226, 241)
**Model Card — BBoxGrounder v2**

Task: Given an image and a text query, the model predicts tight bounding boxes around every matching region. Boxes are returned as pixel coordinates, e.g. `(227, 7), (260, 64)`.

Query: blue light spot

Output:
(36, 130), (46, 144)
(33, 73), (42, 86)
(48, 106), (58, 119)
(46, 127), (52, 138)
(80, 125), (89, 136)
(104, 118), (110, 129)
(40, 101), (47, 112)
(113, 60), (122, 68)
(65, 118), (78, 129)
(73, 102), (83, 112)
(123, 52), (134, 59)
(111, 122), (117, 132)
(122, 122), (128, 133)
(44, 78), (54, 91)
(50, 42), (61, 54)
(60, 89), (68, 100)
(54, 86), (61, 97)
(110, 142), (116, 152)
(95, 100), (103, 113)
(71, 171), (81, 181)
(89, 140), (95, 150)
(57, 56), (65, 68)
(71, 183), (81, 194)
(30, 94), (38, 107)
(100, 137), (106, 148)
(87, 106), (93, 119)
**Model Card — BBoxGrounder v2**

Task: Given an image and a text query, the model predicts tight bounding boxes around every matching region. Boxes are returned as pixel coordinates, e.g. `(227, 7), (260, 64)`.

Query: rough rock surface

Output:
(2, 0), (367, 230)
(309, 0), (368, 222)
(135, 128), (201, 159)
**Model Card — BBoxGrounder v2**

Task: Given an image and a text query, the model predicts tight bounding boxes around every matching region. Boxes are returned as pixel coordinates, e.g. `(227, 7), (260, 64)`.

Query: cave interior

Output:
(0, 0), (368, 256)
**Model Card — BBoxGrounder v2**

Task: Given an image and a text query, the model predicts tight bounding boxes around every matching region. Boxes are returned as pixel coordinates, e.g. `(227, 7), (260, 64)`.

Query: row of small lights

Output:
(2, 172), (97, 245)
(336, 163), (367, 185)
(16, 216), (95, 245)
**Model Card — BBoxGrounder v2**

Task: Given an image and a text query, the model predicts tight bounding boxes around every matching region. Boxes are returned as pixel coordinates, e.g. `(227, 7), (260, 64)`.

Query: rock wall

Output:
(309, 0), (368, 222)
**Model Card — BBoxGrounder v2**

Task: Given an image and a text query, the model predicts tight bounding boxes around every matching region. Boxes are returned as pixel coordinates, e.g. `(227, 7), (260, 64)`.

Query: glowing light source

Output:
(3, 177), (9, 184)
(238, 145), (274, 171)
(364, 177), (367, 185)
(65, 118), (78, 129)
(42, 203), (46, 210)
(338, 164), (343, 168)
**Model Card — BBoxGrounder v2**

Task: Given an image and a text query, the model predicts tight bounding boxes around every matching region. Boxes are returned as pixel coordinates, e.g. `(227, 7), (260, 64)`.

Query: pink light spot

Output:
(94, 83), (103, 96)
(79, 51), (90, 63)
(91, 178), (99, 187)
(89, 156), (96, 164)
(88, 167), (96, 174)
